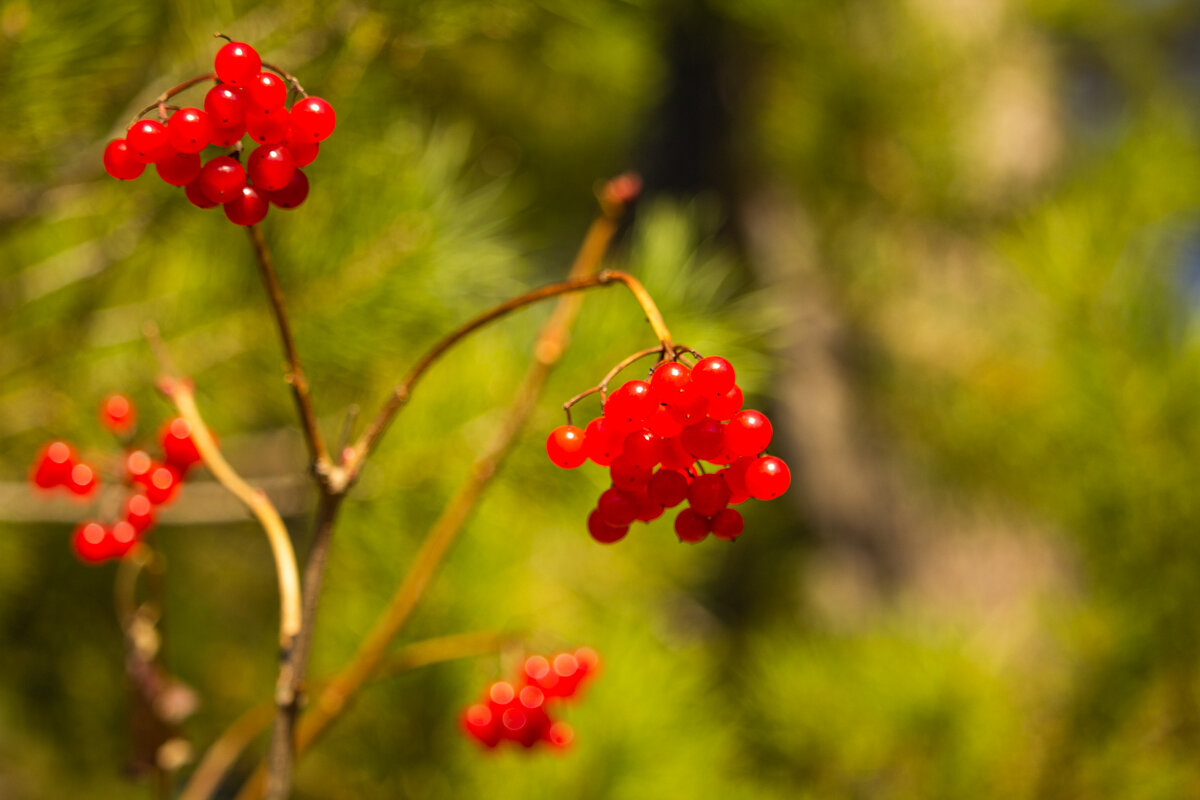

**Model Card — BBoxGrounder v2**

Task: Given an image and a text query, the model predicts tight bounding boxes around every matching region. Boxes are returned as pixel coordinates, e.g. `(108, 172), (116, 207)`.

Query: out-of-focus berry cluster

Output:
(547, 356), (791, 544)
(461, 648), (598, 749)
(103, 40), (335, 225)
(30, 394), (205, 563)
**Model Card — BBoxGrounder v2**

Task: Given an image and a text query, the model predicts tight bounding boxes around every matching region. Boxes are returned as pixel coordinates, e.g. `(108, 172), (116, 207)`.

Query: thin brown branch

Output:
(246, 225), (331, 474)
(134, 74), (217, 123)
(262, 62), (308, 99)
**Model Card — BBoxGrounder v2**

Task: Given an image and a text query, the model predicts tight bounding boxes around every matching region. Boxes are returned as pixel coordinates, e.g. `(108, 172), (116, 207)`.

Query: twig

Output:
(133, 74), (217, 124)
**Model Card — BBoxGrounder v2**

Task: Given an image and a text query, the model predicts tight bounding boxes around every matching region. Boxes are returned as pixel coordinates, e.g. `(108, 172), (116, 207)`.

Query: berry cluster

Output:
(102, 40), (335, 226)
(461, 648), (598, 750)
(30, 394), (204, 563)
(547, 355), (791, 544)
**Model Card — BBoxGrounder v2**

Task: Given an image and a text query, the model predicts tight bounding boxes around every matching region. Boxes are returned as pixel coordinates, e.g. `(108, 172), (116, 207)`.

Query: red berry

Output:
(247, 144), (295, 191)
(596, 488), (640, 527)
(126, 449), (154, 484)
(463, 703), (501, 747)
(264, 168), (309, 209)
(546, 425), (587, 469)
(708, 385), (743, 420)
(143, 464), (181, 505)
(583, 417), (621, 466)
(72, 521), (110, 563)
(66, 463), (98, 497)
(745, 455), (790, 501)
(103, 139), (145, 180)
(185, 179), (219, 209)
(125, 493), (155, 533)
(621, 429), (662, 469)
(32, 441), (75, 489)
(647, 468), (688, 507)
(634, 490), (665, 522)
(691, 356), (736, 397)
(100, 393), (136, 434)
(674, 508), (710, 543)
(726, 409), (772, 457)
(289, 97), (336, 143)
(664, 382), (709, 426)
(126, 119), (172, 163)
(167, 107), (213, 153)
(687, 472), (730, 516)
(214, 42), (262, 86)
(548, 652), (583, 697)
(246, 109), (289, 144)
(587, 509), (628, 544)
(109, 520), (139, 559)
(198, 156), (246, 203)
(609, 453), (651, 491)
(711, 508), (745, 541)
(204, 85), (247, 126)
(209, 121), (248, 147)
(574, 646), (599, 679)
(245, 72), (287, 112)
(544, 721), (574, 748)
(284, 130), (319, 167)
(659, 436), (696, 472)
(224, 184), (270, 226)
(680, 418), (726, 462)
(604, 380), (655, 431)
(523, 655), (552, 687)
(514, 685), (552, 746)
(155, 148), (203, 187)
(648, 361), (690, 400)
(161, 417), (203, 471)
(647, 405), (683, 438)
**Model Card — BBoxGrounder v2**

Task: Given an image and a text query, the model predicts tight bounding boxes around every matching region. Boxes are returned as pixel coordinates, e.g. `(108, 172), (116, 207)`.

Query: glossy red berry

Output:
(711, 508), (745, 541)
(32, 441), (75, 489)
(587, 509), (628, 544)
(125, 493), (155, 533)
(204, 85), (247, 126)
(680, 418), (726, 461)
(155, 148), (203, 187)
(185, 179), (219, 209)
(247, 144), (296, 191)
(674, 508), (710, 543)
(647, 405), (683, 438)
(72, 522), (110, 563)
(707, 385), (743, 420)
(604, 380), (655, 430)
(126, 450), (154, 484)
(109, 520), (139, 559)
(634, 490), (665, 522)
(214, 42), (262, 86)
(726, 409), (772, 458)
(609, 453), (651, 491)
(143, 464), (181, 505)
(245, 72), (287, 112)
(224, 185), (270, 226)
(209, 121), (248, 147)
(265, 168), (309, 208)
(544, 721), (574, 748)
(103, 139), (146, 180)
(463, 703), (501, 747)
(583, 417), (621, 466)
(198, 156), (246, 203)
(66, 463), (98, 498)
(126, 119), (172, 163)
(664, 382), (709, 426)
(745, 455), (790, 501)
(658, 436), (696, 472)
(687, 472), (730, 516)
(648, 361), (690, 399)
(246, 109), (289, 144)
(621, 429), (662, 469)
(100, 393), (136, 434)
(161, 417), (203, 471)
(647, 468), (688, 507)
(289, 97), (337, 142)
(167, 108), (213, 153)
(691, 356), (736, 398)
(546, 425), (587, 468)
(596, 487), (640, 527)
(284, 130), (319, 167)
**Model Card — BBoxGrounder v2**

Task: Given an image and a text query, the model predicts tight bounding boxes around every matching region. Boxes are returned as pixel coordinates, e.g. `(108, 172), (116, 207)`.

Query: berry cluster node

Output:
(30, 394), (207, 563)
(102, 41), (334, 225)
(461, 647), (598, 749)
(547, 355), (791, 544)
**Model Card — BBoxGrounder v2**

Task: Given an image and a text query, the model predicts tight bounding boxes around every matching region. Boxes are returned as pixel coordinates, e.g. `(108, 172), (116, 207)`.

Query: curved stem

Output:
(134, 73), (216, 123)
(262, 62), (308, 99)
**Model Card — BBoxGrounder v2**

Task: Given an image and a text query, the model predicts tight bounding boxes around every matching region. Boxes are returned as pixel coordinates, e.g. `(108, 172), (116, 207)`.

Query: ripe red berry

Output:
(198, 156), (246, 203)
(100, 393), (136, 434)
(66, 463), (98, 497)
(126, 450), (154, 484)
(284, 130), (319, 167)
(680, 418), (726, 461)
(687, 472), (730, 516)
(265, 168), (309, 209)
(583, 417), (621, 466)
(126, 119), (172, 163)
(32, 441), (75, 489)
(634, 490), (665, 522)
(109, 520), (139, 559)
(161, 417), (203, 471)
(546, 425), (587, 469)
(609, 453), (651, 491)
(587, 509), (629, 544)
(209, 121), (248, 147)
(711, 508), (745, 541)
(204, 85), (247, 126)
(289, 96), (337, 143)
(103, 139), (146, 180)
(224, 185), (270, 226)
(647, 468), (688, 507)
(707, 385), (743, 420)
(246, 109), (289, 144)
(245, 72), (287, 112)
(463, 703), (501, 747)
(691, 356), (736, 397)
(745, 455), (790, 501)
(674, 508), (710, 543)
(167, 107), (213, 153)
(125, 493), (155, 533)
(155, 148), (203, 187)
(214, 41), (262, 86)
(648, 361), (690, 400)
(72, 521), (110, 563)
(621, 429), (662, 469)
(726, 409), (772, 458)
(185, 179), (219, 209)
(143, 464), (181, 505)
(658, 436), (696, 472)
(647, 405), (683, 438)
(664, 382), (709, 426)
(604, 380), (655, 431)
(596, 488), (639, 527)
(544, 721), (574, 748)
(247, 144), (296, 191)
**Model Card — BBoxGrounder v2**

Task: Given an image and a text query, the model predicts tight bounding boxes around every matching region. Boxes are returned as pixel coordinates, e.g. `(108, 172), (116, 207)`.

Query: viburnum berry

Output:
(204, 85), (246, 126)
(546, 425), (587, 469)
(680, 418), (725, 461)
(604, 380), (655, 431)
(210, 121), (248, 147)
(648, 361), (690, 399)
(125, 449), (154, 484)
(214, 41), (261, 86)
(711, 508), (745, 541)
(103, 139), (145, 180)
(100, 393), (136, 434)
(707, 385), (743, 421)
(687, 472), (730, 516)
(126, 119), (172, 163)
(745, 455), (790, 501)
(185, 179), (219, 209)
(245, 72), (287, 113)
(108, 520), (139, 559)
(674, 508), (710, 543)
(265, 168), (309, 209)
(609, 453), (651, 491)
(462, 703), (500, 748)
(143, 464), (181, 506)
(647, 468), (688, 507)
(691, 355), (736, 398)
(32, 441), (75, 489)
(161, 417), (203, 472)
(596, 487), (639, 527)
(125, 493), (155, 533)
(284, 130), (319, 167)
(583, 417), (621, 466)
(586, 510), (628, 543)
(646, 404), (683, 438)
(155, 149), (203, 187)
(289, 97), (337, 142)
(634, 490), (664, 522)
(725, 409), (772, 458)
(198, 156), (246, 204)
(167, 107), (213, 153)
(224, 185), (270, 226)
(72, 522), (110, 564)
(66, 463), (98, 498)
(664, 382), (709, 426)
(621, 429), (662, 469)
(246, 108), (289, 145)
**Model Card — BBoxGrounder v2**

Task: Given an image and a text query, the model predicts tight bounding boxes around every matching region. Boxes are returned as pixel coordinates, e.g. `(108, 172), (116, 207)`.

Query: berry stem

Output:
(132, 73), (217, 124)
(262, 62), (308, 99)
(562, 343), (693, 422)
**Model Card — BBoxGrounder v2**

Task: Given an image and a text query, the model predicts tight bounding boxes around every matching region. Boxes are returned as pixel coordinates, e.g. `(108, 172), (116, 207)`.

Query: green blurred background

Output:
(5, 0), (1200, 797)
